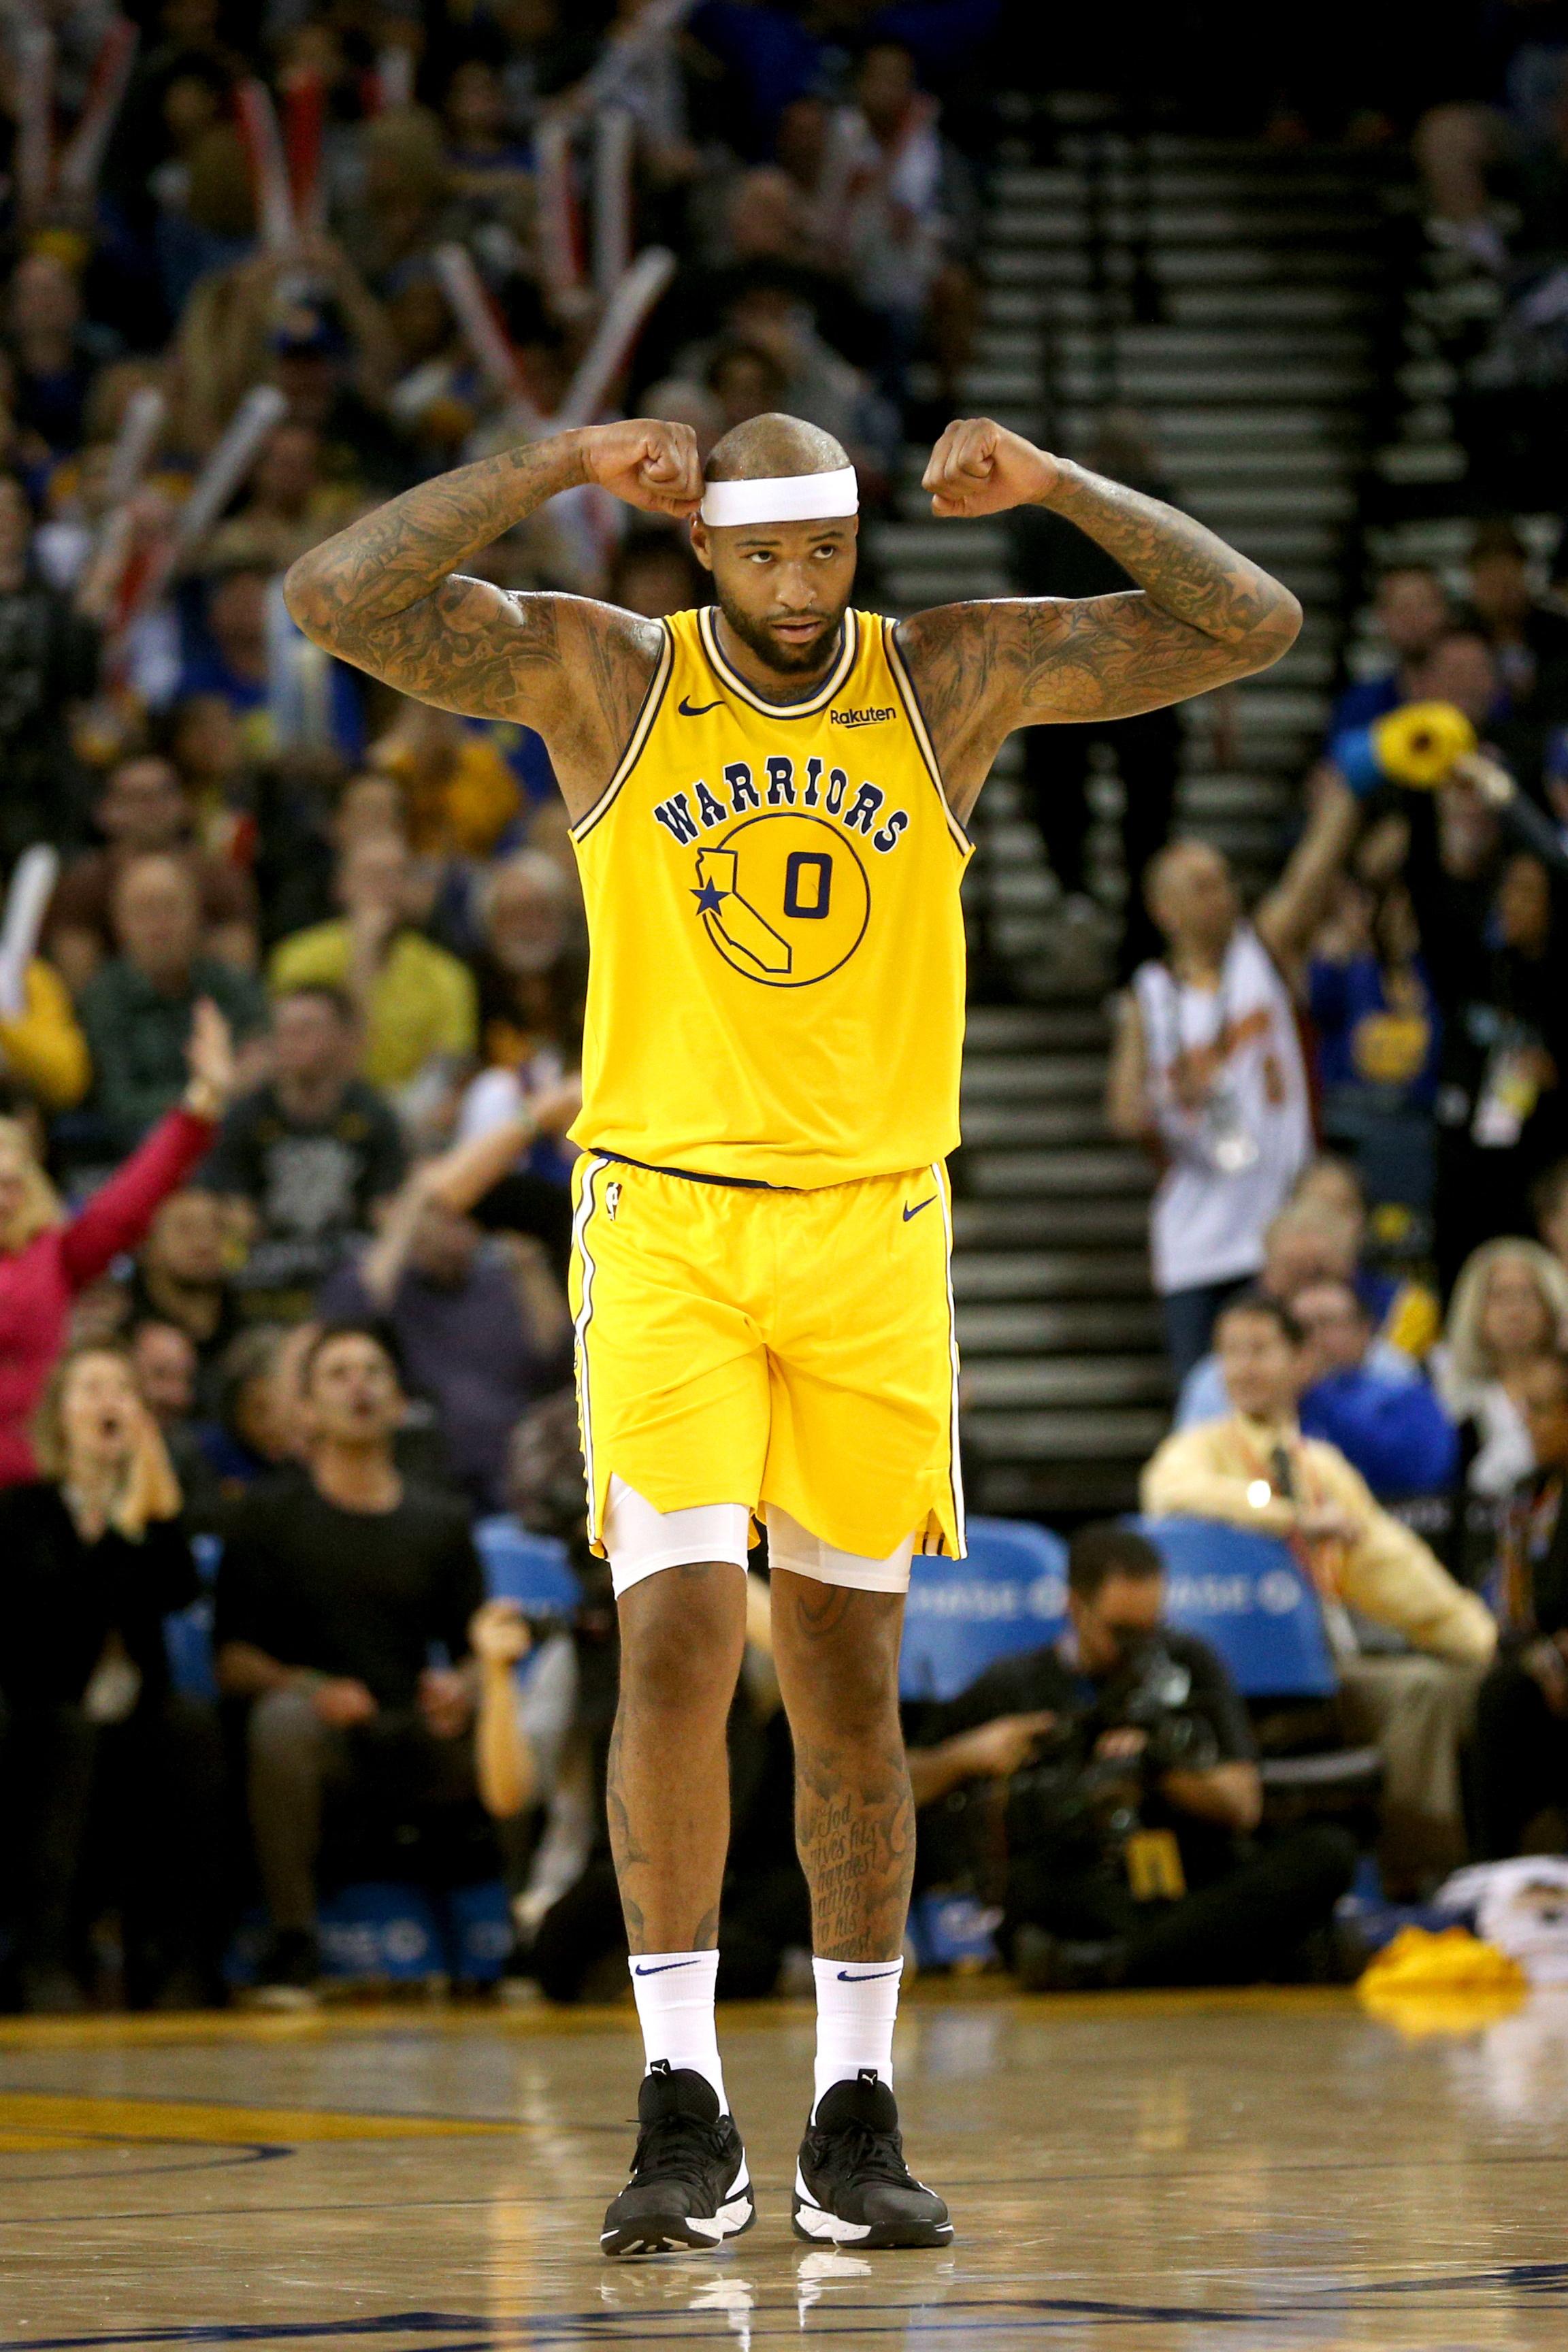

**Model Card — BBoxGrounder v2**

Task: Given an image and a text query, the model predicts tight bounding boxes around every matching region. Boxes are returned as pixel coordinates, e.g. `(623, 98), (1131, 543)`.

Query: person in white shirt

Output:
(1107, 779), (1362, 1377)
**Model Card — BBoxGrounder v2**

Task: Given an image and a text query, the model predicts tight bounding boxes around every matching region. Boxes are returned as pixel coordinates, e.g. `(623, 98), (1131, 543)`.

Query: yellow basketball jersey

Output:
(568, 604), (970, 1188)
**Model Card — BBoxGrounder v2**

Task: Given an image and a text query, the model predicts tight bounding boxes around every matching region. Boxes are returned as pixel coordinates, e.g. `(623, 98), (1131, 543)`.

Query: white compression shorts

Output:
(602, 1474), (914, 1600)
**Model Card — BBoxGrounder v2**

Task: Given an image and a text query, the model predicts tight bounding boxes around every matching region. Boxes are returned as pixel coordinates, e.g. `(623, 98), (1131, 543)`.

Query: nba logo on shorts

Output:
(605, 1180), (622, 1222)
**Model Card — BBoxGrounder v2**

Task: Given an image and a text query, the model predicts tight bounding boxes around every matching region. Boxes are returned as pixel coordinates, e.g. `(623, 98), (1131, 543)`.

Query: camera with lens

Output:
(1000, 1634), (1220, 1875)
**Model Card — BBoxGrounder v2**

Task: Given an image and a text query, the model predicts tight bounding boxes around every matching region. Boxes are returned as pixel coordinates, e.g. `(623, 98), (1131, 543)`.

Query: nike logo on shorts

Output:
(633, 1959), (706, 1976)
(903, 1196), (937, 1222)
(836, 1967), (902, 1981)
(679, 695), (723, 717)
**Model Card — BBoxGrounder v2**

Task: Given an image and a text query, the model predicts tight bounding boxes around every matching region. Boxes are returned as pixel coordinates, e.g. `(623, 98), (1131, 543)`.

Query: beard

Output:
(714, 584), (849, 677)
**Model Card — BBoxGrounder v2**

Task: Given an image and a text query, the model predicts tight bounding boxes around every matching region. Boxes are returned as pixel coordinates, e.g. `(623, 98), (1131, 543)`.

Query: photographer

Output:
(907, 1525), (1356, 1991)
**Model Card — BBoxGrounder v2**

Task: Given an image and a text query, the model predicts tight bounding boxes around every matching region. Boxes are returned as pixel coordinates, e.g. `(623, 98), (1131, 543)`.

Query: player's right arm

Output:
(282, 421), (703, 817)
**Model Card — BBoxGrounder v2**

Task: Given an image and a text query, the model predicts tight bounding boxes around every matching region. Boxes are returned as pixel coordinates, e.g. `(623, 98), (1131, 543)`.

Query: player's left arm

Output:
(896, 419), (1302, 819)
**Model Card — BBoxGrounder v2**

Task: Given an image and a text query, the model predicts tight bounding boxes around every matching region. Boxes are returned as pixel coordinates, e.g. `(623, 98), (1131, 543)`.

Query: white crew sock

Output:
(630, 1950), (727, 2112)
(813, 1955), (904, 2114)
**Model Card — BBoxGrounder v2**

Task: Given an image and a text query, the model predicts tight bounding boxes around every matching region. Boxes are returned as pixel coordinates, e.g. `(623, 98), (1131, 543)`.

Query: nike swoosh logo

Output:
(903, 1197), (937, 1222)
(679, 695), (723, 717)
(632, 1959), (706, 1976)
(836, 1967), (902, 1981)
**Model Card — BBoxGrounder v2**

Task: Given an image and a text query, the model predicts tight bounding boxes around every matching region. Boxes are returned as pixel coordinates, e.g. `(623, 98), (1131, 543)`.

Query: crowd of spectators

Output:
(0, 0), (1000, 2011)
(1094, 430), (1568, 1951)
(10, 0), (1568, 2014)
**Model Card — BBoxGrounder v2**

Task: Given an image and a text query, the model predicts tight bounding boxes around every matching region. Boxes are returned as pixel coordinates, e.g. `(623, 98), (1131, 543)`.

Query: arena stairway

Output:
(866, 123), (1395, 1520)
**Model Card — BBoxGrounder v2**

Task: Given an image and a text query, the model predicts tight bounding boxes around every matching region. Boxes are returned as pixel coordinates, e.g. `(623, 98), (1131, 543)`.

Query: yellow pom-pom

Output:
(1371, 701), (1477, 787)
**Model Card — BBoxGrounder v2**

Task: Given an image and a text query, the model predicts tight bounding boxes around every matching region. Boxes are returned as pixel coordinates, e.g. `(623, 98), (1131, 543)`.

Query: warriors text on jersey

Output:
(567, 604), (971, 1188)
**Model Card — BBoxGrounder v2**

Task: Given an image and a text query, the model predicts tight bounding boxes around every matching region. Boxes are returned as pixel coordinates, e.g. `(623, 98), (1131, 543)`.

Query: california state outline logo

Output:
(690, 813), (870, 987)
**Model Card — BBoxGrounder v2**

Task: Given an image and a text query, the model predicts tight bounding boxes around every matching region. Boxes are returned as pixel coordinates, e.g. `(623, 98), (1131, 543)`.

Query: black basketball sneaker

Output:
(600, 2061), (755, 2257)
(792, 2070), (953, 2248)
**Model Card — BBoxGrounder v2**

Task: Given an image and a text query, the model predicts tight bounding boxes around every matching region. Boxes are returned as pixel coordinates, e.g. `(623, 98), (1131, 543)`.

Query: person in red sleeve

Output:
(0, 999), (234, 1486)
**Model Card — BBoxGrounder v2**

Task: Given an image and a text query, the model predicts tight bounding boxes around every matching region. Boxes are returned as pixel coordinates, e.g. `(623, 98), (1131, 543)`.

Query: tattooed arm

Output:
(282, 420), (703, 819)
(896, 418), (1303, 818)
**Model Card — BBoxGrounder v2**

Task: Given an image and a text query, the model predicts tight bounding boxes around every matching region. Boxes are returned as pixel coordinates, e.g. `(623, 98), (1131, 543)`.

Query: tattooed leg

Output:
(610, 1563), (748, 1953)
(770, 1570), (913, 1961)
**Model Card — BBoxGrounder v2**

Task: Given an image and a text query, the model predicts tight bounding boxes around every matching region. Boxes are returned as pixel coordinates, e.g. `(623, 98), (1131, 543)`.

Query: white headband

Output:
(700, 466), (858, 527)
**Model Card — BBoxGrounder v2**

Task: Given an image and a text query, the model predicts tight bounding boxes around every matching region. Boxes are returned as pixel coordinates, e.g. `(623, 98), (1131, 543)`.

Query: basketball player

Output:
(285, 410), (1299, 2253)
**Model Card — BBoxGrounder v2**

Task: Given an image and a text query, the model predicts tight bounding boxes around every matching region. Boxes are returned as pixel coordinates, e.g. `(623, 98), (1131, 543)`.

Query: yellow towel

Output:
(1357, 1925), (1526, 2036)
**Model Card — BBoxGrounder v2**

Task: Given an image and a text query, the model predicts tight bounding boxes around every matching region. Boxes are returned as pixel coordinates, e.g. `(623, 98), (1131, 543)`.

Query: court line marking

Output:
(7, 2138), (1568, 2233)
(8, 2136), (1567, 2211)
(0, 1983), (1359, 2053)
(13, 2273), (1568, 2351)
(0, 2093), (518, 2145)
(0, 2135), (289, 2179)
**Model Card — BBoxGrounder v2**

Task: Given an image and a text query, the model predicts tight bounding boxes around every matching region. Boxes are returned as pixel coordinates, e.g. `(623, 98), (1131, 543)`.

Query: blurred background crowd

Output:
(3, 0), (1568, 2014)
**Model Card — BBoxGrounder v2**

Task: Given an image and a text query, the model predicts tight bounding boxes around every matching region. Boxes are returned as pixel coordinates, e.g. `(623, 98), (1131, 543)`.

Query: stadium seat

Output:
(163, 1531), (223, 1705)
(1140, 1516), (1380, 1823)
(474, 1516), (581, 1617)
(900, 1516), (1068, 1702)
(1139, 1517), (1340, 1699)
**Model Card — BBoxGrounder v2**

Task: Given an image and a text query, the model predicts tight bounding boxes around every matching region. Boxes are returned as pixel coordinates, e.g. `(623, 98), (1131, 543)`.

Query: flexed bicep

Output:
(314, 573), (570, 720)
(282, 420), (696, 813)
(900, 420), (1301, 815)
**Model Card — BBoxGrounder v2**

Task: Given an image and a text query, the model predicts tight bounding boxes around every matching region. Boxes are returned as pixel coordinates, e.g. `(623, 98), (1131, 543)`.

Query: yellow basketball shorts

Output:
(568, 1154), (966, 1565)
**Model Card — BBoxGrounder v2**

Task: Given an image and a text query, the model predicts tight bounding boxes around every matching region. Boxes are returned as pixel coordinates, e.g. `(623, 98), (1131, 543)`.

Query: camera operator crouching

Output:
(906, 1525), (1358, 1990)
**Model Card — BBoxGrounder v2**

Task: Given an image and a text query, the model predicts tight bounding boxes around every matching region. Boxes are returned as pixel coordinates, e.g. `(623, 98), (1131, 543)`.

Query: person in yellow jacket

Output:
(1143, 1290), (1495, 1891)
(268, 830), (476, 1098)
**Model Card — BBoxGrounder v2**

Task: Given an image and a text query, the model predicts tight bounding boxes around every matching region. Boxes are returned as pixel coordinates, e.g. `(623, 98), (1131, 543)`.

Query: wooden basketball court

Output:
(3, 1982), (1567, 2348)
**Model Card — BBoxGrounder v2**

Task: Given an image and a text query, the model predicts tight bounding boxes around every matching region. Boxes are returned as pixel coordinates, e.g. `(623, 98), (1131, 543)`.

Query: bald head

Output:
(1144, 836), (1239, 959)
(704, 410), (848, 485)
(691, 410), (859, 683)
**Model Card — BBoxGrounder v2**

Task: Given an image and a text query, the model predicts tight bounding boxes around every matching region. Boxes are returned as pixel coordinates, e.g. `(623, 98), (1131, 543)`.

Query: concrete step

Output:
(1181, 772), (1292, 815)
(964, 1405), (1172, 1459)
(990, 206), (1373, 246)
(1229, 683), (1333, 727)
(1187, 483), (1357, 521)
(961, 1054), (1105, 1102)
(964, 1004), (1109, 1053)
(966, 1145), (1154, 1196)
(951, 1248), (1152, 1300)
(1164, 446), (1359, 482)
(951, 1194), (1152, 1249)
(958, 1301), (1163, 1352)
(973, 1458), (1146, 1514)
(1043, 363), (1375, 402)
(1050, 326), (1372, 366)
(960, 1102), (1110, 1150)
(964, 1356), (1171, 1407)
(1075, 407), (1359, 444)
(981, 287), (1378, 330)
(985, 246), (1381, 290)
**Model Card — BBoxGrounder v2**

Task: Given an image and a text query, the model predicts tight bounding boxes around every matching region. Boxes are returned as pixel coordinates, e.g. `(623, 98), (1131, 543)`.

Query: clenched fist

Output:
(921, 417), (1061, 519)
(578, 418), (703, 519)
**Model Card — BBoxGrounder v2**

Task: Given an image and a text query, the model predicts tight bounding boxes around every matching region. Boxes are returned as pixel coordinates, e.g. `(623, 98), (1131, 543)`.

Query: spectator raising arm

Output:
(59, 1002), (235, 1286)
(355, 1079), (581, 1311)
(1252, 774), (1365, 984)
(470, 1597), (538, 1818)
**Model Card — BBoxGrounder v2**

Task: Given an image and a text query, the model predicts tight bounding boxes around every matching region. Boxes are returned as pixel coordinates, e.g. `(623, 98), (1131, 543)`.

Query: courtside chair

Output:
(900, 1516), (1069, 1703)
(1139, 1516), (1382, 1823)
(473, 1515), (581, 1627)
